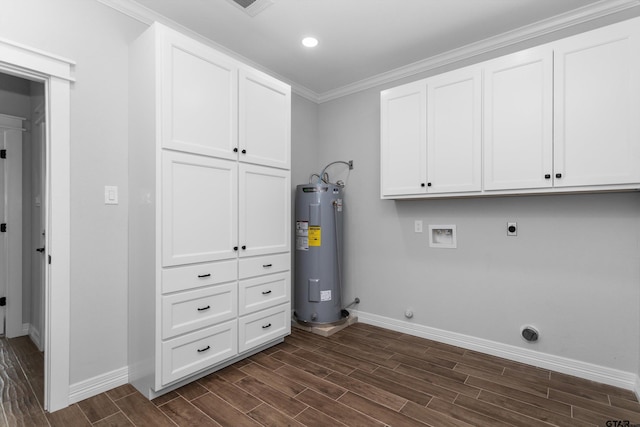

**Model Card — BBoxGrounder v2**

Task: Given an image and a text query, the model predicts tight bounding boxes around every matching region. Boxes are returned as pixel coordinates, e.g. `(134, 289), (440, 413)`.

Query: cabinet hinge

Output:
(0, 224), (6, 233)
(0, 297), (6, 307)
(0, 149), (6, 159)
(48, 255), (52, 264)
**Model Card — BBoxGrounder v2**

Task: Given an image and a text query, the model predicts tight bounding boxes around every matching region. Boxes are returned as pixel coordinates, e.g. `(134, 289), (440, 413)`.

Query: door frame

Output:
(0, 38), (74, 412)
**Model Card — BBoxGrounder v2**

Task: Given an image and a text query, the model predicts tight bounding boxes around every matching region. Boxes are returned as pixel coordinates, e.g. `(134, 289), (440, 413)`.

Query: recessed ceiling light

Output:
(302, 37), (319, 48)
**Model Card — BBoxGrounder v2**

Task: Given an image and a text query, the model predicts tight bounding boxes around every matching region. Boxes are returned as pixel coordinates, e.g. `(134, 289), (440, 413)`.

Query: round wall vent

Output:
(521, 326), (539, 342)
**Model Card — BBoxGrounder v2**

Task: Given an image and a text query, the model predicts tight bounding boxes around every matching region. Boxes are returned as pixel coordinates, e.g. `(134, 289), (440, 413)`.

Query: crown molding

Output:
(98, 0), (640, 104)
(97, 0), (318, 102)
(317, 0), (640, 103)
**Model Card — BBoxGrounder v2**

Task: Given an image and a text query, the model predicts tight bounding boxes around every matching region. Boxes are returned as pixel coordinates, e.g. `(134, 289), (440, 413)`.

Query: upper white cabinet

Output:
(553, 19), (640, 188)
(239, 69), (291, 170)
(161, 29), (238, 160)
(427, 67), (482, 194)
(381, 16), (640, 199)
(380, 81), (426, 197)
(483, 45), (553, 191)
(380, 66), (481, 198)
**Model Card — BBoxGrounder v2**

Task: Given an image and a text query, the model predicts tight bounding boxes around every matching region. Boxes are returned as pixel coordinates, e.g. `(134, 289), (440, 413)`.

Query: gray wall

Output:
(316, 76), (640, 373)
(0, 0), (145, 384)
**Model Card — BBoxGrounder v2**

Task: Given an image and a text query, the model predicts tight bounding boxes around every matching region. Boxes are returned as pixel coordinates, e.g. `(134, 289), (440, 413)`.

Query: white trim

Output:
(28, 323), (43, 352)
(354, 310), (638, 391)
(68, 366), (129, 404)
(318, 0), (640, 103)
(0, 38), (74, 82)
(98, 0), (639, 104)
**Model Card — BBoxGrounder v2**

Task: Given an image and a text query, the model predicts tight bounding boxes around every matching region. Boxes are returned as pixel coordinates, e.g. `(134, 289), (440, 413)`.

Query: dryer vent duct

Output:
(227, 0), (274, 16)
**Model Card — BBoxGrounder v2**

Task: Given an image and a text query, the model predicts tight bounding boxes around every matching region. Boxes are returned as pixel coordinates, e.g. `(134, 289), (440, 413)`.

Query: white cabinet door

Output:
(380, 81), (427, 197)
(161, 29), (238, 160)
(239, 69), (291, 170)
(427, 67), (482, 193)
(483, 45), (553, 191)
(238, 164), (290, 258)
(554, 20), (640, 187)
(162, 151), (237, 266)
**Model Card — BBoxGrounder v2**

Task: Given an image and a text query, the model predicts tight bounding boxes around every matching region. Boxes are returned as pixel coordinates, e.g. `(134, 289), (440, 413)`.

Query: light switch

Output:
(105, 186), (118, 205)
(414, 220), (423, 233)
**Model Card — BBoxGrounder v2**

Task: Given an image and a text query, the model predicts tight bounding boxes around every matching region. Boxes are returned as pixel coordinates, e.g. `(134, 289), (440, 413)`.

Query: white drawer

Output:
(161, 320), (237, 386)
(162, 260), (237, 294)
(162, 283), (237, 339)
(239, 253), (289, 279)
(238, 272), (289, 316)
(238, 303), (290, 353)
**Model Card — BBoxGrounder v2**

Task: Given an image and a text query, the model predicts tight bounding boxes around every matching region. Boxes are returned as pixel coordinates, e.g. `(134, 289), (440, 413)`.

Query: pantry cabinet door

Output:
(161, 29), (238, 160)
(426, 66), (482, 194)
(162, 151), (238, 266)
(483, 45), (553, 191)
(554, 20), (640, 187)
(238, 164), (290, 258)
(380, 81), (427, 197)
(239, 68), (291, 170)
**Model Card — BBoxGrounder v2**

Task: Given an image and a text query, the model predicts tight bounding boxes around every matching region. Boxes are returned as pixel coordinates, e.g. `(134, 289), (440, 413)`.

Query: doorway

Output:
(0, 36), (73, 412)
(0, 72), (47, 405)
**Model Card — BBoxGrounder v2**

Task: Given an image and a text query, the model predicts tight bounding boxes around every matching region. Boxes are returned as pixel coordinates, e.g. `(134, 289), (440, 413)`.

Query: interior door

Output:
(32, 115), (46, 350)
(0, 114), (24, 338)
(0, 123), (6, 336)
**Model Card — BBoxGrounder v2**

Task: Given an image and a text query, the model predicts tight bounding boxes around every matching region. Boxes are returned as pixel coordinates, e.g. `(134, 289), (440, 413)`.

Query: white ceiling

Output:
(105, 0), (639, 101)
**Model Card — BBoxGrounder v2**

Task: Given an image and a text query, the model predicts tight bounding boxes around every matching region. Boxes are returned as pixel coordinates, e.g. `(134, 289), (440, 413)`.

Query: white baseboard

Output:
(69, 366), (129, 404)
(353, 310), (638, 391)
(28, 324), (43, 352)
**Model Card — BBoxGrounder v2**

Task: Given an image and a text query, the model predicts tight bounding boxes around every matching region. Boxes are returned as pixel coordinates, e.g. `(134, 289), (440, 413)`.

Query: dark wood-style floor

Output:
(2, 323), (640, 426)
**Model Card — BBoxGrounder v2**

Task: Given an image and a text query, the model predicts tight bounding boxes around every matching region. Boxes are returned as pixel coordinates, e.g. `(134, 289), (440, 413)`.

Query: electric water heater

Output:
(294, 183), (345, 325)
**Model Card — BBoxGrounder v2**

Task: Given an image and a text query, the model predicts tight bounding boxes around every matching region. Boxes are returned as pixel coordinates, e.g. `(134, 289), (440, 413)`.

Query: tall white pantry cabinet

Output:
(128, 23), (291, 398)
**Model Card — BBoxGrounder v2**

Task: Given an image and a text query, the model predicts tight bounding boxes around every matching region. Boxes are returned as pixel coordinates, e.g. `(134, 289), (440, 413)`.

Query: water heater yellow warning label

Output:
(309, 226), (321, 246)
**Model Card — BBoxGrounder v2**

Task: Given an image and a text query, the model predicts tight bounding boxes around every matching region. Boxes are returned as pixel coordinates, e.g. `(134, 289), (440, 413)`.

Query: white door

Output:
(380, 81), (427, 197)
(162, 151), (238, 266)
(238, 68), (291, 169)
(554, 20), (640, 187)
(161, 28), (238, 160)
(427, 66), (482, 194)
(238, 164), (290, 258)
(483, 45), (553, 191)
(0, 114), (24, 338)
(32, 114), (46, 350)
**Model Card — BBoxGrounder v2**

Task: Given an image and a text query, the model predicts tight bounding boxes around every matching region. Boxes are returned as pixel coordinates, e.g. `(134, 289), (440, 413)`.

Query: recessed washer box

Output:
(429, 225), (457, 249)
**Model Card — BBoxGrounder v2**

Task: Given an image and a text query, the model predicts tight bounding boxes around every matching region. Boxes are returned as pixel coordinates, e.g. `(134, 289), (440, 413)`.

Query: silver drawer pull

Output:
(262, 264), (273, 268)
(197, 273), (211, 278)
(197, 345), (210, 353)
(262, 290), (272, 295)
(262, 323), (272, 329)
(197, 305), (211, 311)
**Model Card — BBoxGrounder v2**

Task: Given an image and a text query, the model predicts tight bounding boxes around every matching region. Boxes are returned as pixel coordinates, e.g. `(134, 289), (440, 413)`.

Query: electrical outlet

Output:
(414, 220), (423, 233)
(348, 160), (354, 170)
(507, 222), (517, 236)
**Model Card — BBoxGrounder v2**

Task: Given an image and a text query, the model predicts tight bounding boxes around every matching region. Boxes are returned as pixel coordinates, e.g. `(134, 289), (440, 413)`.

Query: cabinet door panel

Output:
(554, 21), (640, 187)
(483, 46), (553, 190)
(427, 67), (481, 193)
(239, 69), (291, 169)
(162, 151), (237, 266)
(162, 30), (238, 159)
(380, 82), (427, 197)
(239, 164), (290, 257)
